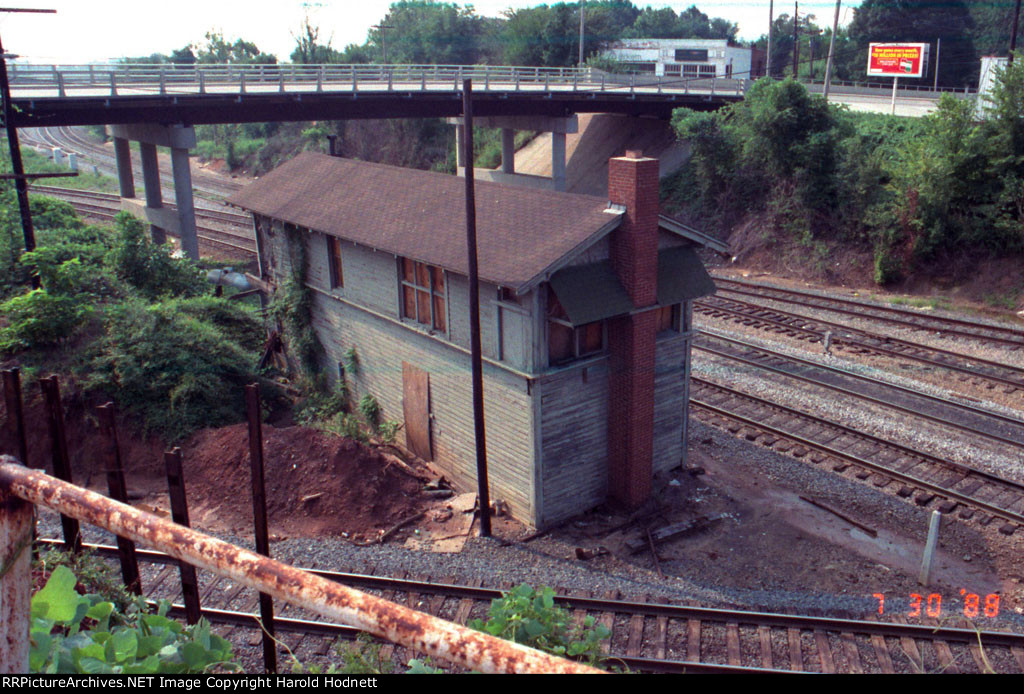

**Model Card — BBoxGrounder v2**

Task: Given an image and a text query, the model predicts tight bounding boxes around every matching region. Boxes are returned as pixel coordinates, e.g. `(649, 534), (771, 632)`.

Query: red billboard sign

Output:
(867, 43), (929, 78)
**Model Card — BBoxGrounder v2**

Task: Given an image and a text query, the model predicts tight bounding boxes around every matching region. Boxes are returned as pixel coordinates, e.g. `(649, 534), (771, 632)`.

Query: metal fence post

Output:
(245, 384), (277, 674)
(0, 471), (32, 674)
(56, 71), (65, 97)
(109, 71), (117, 96)
(164, 447), (201, 624)
(198, 69), (205, 94)
(240, 72), (246, 94)
(40, 376), (80, 553)
(97, 403), (141, 596)
(159, 66), (166, 95)
(2, 369), (28, 467)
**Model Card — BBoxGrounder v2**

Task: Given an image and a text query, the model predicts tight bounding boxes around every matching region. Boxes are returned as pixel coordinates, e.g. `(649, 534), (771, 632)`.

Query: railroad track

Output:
(694, 330), (1024, 450)
(690, 377), (1024, 536)
(31, 185), (257, 257)
(43, 539), (1024, 674)
(22, 125), (245, 201)
(696, 295), (1024, 394)
(712, 277), (1024, 349)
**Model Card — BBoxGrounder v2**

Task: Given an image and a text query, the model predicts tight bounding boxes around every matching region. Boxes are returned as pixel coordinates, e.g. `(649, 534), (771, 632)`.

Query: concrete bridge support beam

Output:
(551, 132), (566, 192)
(138, 142), (166, 245)
(112, 136), (135, 198)
(109, 123), (199, 261)
(170, 146), (199, 261)
(501, 128), (515, 174)
(447, 115), (577, 192)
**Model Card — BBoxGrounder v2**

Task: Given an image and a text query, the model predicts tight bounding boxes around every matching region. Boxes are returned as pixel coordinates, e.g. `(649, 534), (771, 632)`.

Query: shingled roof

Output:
(228, 152), (623, 291)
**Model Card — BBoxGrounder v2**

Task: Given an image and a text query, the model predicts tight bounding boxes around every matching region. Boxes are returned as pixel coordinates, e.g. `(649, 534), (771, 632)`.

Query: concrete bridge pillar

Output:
(112, 137), (135, 198)
(551, 132), (566, 192)
(501, 128), (515, 174)
(109, 123), (199, 260)
(138, 142), (166, 245)
(447, 115), (577, 192)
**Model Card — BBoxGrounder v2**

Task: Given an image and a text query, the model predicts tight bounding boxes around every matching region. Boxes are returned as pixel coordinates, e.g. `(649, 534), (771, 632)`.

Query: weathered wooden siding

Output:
(652, 335), (687, 472)
(537, 333), (688, 527)
(310, 291), (537, 523)
(538, 359), (610, 527)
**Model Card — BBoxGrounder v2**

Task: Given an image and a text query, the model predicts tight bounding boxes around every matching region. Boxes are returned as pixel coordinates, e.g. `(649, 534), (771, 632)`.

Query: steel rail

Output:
(713, 277), (1024, 341)
(33, 185), (251, 225)
(716, 284), (1024, 348)
(39, 539), (1024, 648)
(154, 601), (794, 674)
(696, 298), (1024, 390)
(0, 460), (601, 674)
(64, 205), (256, 257)
(693, 375), (1024, 495)
(694, 339), (1024, 451)
(39, 125), (243, 200)
(690, 392), (1024, 529)
(698, 329), (1024, 429)
(36, 193), (257, 256)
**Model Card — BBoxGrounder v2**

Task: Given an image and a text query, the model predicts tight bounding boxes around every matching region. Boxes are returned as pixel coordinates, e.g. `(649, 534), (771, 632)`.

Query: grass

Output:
(888, 295), (953, 311)
(20, 145), (119, 194)
(982, 289), (1021, 311)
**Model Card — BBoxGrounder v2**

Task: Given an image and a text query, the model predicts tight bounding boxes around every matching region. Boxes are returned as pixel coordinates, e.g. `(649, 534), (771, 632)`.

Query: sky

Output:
(0, 1), (861, 65)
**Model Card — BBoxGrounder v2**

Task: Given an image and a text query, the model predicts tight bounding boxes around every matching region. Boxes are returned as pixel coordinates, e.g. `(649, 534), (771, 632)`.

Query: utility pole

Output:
(823, 0), (840, 100)
(372, 23), (394, 64)
(461, 79), (492, 539)
(793, 1), (799, 78)
(578, 0), (585, 67)
(1011, 0), (1022, 64)
(0, 7), (56, 289)
(933, 37), (940, 90)
(767, 0), (774, 78)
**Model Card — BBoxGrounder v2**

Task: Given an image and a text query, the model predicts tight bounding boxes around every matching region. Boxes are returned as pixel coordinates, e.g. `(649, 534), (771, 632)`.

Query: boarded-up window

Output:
(547, 290), (605, 365)
(400, 258), (446, 335)
(327, 237), (343, 289)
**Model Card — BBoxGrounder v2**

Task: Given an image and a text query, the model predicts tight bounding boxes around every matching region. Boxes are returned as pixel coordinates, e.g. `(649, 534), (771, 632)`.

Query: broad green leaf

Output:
(110, 629), (138, 663)
(32, 565), (83, 622)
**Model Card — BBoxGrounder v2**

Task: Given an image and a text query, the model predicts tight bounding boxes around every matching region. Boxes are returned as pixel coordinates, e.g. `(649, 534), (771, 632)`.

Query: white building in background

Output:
(600, 39), (764, 79)
(977, 56), (1008, 118)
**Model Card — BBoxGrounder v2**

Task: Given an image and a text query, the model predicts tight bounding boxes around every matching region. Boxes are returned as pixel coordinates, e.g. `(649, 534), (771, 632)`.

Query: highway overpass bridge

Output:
(4, 63), (969, 258)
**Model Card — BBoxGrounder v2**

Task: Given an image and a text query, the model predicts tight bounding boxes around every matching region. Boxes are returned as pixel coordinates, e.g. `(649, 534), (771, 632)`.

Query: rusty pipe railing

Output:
(0, 458), (602, 674)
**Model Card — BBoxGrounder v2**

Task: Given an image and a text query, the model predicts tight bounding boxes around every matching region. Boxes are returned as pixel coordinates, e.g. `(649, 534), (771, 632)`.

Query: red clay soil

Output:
(0, 382), (168, 484)
(179, 423), (425, 541)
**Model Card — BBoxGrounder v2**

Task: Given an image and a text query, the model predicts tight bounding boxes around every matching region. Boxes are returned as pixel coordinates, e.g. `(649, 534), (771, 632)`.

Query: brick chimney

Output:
(606, 150), (659, 509)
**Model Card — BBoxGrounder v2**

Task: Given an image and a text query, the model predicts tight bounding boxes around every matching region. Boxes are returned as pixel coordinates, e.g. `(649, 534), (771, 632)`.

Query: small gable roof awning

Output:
(549, 246), (716, 326)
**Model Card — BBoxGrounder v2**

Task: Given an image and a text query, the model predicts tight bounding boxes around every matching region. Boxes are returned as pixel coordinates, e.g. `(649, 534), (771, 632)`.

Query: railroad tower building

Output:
(229, 151), (724, 529)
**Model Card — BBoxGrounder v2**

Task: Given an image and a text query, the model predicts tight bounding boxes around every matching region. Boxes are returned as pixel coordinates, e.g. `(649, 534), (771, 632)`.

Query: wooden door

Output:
(402, 362), (432, 461)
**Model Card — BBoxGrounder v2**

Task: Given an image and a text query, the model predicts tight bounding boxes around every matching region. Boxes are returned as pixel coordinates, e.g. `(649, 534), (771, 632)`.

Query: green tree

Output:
(195, 31), (277, 64)
(290, 17), (344, 64)
(843, 0), (975, 88)
(370, 1), (488, 65)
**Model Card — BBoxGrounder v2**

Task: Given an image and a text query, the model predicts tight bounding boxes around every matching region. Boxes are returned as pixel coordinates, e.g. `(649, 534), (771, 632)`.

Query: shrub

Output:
(359, 394), (381, 427)
(106, 212), (205, 300)
(0, 289), (93, 354)
(87, 298), (258, 439)
(469, 584), (610, 666)
(31, 565), (235, 674)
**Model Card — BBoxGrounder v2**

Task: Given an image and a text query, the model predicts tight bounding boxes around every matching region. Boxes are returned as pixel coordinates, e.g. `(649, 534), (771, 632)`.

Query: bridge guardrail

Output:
(7, 62), (749, 98)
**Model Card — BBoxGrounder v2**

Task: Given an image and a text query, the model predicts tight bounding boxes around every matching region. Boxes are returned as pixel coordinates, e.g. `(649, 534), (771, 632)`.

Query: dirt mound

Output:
(180, 423), (424, 540)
